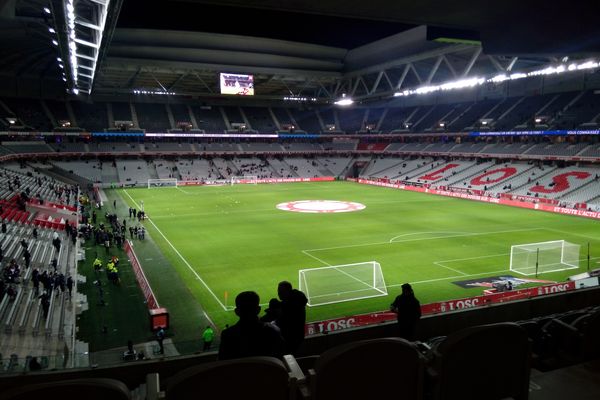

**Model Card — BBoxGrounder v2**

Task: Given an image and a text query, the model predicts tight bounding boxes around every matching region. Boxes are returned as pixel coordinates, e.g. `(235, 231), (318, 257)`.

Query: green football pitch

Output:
(116, 181), (600, 330)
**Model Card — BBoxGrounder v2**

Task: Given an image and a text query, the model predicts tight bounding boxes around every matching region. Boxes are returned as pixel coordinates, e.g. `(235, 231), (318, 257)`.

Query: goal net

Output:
(298, 261), (387, 307)
(510, 240), (580, 276)
(230, 176), (258, 185)
(148, 178), (178, 188)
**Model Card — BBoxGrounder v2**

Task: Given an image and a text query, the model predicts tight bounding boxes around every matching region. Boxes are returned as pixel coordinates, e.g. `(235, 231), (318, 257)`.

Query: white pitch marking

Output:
(303, 227), (544, 253)
(435, 253), (510, 264)
(301, 250), (331, 266)
(386, 268), (512, 288)
(432, 253), (510, 276)
(123, 190), (225, 320)
(389, 231), (468, 243)
(175, 187), (193, 195)
(544, 227), (600, 241)
(432, 262), (469, 276)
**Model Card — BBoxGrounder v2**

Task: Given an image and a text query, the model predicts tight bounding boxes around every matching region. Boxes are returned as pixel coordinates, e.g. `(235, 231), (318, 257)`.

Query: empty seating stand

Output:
(306, 337), (425, 400)
(165, 356), (301, 400)
(427, 322), (531, 400)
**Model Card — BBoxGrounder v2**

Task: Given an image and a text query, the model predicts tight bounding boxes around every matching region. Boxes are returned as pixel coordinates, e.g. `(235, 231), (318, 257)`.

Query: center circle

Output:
(276, 200), (366, 213)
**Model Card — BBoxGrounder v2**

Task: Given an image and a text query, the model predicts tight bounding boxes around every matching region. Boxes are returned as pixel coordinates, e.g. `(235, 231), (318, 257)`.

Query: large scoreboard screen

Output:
(220, 73), (254, 95)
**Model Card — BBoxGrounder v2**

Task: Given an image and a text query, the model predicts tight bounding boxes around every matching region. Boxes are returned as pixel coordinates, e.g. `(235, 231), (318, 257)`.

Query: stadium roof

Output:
(0, 0), (598, 100)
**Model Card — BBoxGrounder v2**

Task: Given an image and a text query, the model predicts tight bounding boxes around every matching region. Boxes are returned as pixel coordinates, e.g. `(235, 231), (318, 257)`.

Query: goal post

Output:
(230, 176), (258, 185)
(298, 261), (387, 307)
(509, 240), (580, 276)
(148, 178), (178, 188)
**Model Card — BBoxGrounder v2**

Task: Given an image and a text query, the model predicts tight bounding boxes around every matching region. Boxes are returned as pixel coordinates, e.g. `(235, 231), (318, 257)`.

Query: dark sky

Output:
(118, 1), (416, 49)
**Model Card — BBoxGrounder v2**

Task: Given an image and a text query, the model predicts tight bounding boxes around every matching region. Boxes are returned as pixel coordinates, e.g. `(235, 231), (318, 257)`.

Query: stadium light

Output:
(132, 89), (176, 96)
(395, 77), (485, 97)
(43, 7), (51, 14)
(394, 58), (599, 97)
(334, 94), (354, 106)
(62, 0), (112, 94)
(52, 40), (58, 46)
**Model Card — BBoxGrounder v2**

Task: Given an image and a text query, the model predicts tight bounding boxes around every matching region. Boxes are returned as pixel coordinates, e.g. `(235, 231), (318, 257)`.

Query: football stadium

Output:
(0, 0), (599, 398)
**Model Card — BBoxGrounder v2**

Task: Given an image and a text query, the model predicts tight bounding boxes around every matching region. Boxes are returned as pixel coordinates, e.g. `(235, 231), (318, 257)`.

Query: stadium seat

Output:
(307, 337), (425, 400)
(428, 322), (531, 400)
(164, 356), (295, 400)
(0, 377), (131, 400)
(542, 308), (600, 365)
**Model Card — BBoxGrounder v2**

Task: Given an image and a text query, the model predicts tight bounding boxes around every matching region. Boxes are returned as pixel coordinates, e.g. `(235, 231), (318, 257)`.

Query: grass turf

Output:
(114, 181), (600, 332)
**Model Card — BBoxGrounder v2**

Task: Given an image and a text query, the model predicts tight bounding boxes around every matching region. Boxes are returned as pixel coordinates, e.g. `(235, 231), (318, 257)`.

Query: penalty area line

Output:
(122, 190), (228, 319)
(301, 250), (332, 266)
(433, 253), (511, 276)
(386, 268), (511, 288)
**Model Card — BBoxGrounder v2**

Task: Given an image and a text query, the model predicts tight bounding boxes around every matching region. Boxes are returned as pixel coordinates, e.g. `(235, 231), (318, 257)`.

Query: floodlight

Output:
(73, 88), (79, 95)
(334, 94), (354, 106)
(43, 7), (51, 14)
(49, 27), (55, 33)
(7, 117), (17, 124)
(52, 40), (58, 46)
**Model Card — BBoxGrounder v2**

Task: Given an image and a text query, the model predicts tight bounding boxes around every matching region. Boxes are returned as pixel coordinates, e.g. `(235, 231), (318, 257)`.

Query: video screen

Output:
(220, 73), (254, 95)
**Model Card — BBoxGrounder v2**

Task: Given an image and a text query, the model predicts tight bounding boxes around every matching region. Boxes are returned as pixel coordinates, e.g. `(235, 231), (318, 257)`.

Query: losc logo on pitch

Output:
(441, 298), (480, 312)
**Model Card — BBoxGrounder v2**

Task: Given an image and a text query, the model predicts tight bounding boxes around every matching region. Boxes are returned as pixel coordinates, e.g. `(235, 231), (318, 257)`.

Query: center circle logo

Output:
(276, 200), (366, 213)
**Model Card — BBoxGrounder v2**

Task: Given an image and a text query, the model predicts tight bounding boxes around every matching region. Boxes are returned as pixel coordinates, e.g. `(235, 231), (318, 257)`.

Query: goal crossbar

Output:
(299, 261), (387, 307)
(510, 240), (580, 276)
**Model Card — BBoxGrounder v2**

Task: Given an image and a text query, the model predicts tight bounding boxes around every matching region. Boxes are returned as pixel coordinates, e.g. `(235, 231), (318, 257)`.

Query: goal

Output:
(230, 176), (258, 185)
(298, 261), (387, 307)
(148, 178), (178, 188)
(509, 240), (580, 276)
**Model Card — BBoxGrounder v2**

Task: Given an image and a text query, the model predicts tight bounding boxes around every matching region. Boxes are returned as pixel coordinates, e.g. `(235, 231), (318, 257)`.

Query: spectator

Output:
(156, 327), (166, 354)
(29, 357), (42, 371)
(202, 325), (215, 351)
(276, 281), (307, 355)
(260, 298), (282, 324)
(218, 291), (284, 360)
(390, 283), (421, 341)
(66, 275), (74, 298)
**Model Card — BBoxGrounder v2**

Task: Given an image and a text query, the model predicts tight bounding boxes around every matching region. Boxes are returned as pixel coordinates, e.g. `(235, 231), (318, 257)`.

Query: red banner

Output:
(305, 281), (577, 335)
(124, 240), (159, 310)
(354, 179), (600, 220)
(178, 176), (335, 186)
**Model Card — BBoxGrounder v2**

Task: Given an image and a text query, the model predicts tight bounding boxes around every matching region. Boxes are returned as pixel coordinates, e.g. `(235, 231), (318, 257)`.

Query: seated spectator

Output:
(218, 291), (285, 360)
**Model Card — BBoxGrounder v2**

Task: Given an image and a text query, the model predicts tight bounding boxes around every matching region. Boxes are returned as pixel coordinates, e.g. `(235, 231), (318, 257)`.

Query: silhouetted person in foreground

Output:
(390, 283), (421, 341)
(260, 298), (282, 324)
(218, 291), (284, 360)
(276, 281), (308, 355)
